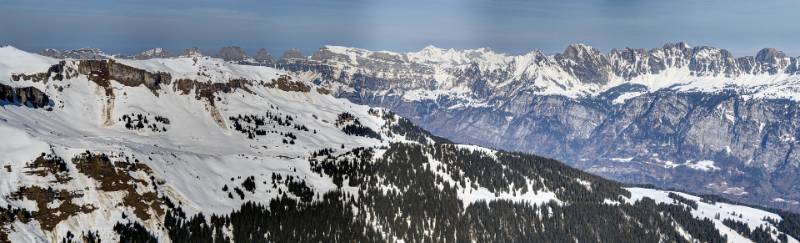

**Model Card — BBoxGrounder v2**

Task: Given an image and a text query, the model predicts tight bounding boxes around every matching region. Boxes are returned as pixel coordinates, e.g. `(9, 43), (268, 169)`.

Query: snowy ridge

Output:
(296, 43), (800, 107)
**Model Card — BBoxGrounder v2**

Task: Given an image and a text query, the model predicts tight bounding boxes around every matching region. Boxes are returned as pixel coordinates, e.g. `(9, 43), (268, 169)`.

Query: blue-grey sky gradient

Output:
(1, 0), (799, 56)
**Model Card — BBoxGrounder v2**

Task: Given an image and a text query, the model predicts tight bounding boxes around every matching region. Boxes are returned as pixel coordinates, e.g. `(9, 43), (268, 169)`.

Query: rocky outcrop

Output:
(556, 44), (612, 84)
(11, 61), (72, 83)
(264, 75), (310, 92)
(76, 60), (172, 95)
(0, 83), (51, 109)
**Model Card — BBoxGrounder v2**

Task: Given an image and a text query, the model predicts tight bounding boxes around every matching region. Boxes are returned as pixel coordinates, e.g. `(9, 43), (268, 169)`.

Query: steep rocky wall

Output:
(0, 83), (51, 109)
(76, 60), (172, 95)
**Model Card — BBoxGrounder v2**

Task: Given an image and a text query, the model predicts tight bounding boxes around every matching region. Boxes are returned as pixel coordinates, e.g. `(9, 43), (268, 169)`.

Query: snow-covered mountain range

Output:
(3, 45), (800, 242)
(305, 43), (800, 101)
(252, 43), (800, 213)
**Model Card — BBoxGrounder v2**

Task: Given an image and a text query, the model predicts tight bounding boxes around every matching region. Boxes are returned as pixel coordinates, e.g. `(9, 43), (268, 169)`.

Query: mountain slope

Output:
(1, 46), (799, 242)
(273, 43), (800, 212)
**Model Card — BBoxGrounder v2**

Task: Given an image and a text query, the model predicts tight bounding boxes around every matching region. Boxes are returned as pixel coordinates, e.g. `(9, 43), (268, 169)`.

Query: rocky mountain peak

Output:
(182, 47), (203, 57)
(216, 46), (249, 62)
(38, 48), (109, 59)
(557, 44), (611, 84)
(420, 45), (443, 53)
(560, 44), (602, 60)
(280, 48), (305, 62)
(134, 47), (172, 59)
(254, 48), (274, 65)
(756, 48), (787, 63)
(38, 48), (62, 58)
(662, 42), (692, 51)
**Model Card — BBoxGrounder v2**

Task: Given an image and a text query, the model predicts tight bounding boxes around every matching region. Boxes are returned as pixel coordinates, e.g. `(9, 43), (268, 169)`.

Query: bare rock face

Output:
(0, 83), (51, 109)
(216, 46), (248, 62)
(556, 44), (612, 84)
(76, 60), (172, 95)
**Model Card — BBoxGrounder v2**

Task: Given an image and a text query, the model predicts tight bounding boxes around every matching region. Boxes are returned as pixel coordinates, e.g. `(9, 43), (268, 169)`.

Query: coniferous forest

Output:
(108, 115), (800, 243)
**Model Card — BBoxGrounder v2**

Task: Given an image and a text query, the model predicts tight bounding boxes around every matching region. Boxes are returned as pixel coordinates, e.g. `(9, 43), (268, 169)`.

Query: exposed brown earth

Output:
(72, 152), (163, 220)
(195, 78), (252, 106)
(316, 87), (331, 95)
(264, 75), (310, 93)
(9, 186), (94, 232)
(173, 78), (196, 95)
(24, 153), (72, 184)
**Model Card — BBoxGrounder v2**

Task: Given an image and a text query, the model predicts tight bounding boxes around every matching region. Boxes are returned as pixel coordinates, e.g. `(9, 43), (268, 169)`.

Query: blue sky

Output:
(1, 0), (799, 56)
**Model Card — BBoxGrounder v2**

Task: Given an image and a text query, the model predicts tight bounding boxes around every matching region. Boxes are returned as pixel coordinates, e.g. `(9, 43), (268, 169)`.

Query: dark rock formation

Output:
(11, 61), (71, 83)
(76, 60), (172, 95)
(0, 83), (51, 109)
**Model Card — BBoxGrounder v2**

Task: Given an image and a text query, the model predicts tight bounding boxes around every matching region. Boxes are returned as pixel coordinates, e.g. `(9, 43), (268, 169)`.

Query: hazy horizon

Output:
(3, 0), (800, 56)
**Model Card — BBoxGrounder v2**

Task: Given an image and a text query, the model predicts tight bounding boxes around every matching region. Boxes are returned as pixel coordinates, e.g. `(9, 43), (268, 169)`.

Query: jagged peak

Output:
(691, 45), (734, 59)
(182, 47), (203, 57)
(662, 42), (692, 50)
(280, 48), (306, 62)
(560, 43), (603, 58)
(35, 47), (109, 59)
(756, 48), (788, 62)
(216, 46), (249, 61)
(420, 44), (443, 52)
(135, 47), (172, 59)
(566, 43), (596, 51)
(140, 47), (166, 54)
(322, 45), (367, 53)
(254, 48), (274, 62)
(608, 47), (648, 56)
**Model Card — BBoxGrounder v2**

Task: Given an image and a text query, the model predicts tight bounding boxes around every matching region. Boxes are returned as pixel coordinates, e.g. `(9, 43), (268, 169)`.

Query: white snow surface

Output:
(0, 46), (565, 242)
(626, 187), (799, 243)
(0, 47), (392, 241)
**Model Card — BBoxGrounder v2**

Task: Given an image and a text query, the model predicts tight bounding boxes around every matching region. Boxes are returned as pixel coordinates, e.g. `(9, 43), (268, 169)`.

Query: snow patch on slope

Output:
(626, 187), (797, 243)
